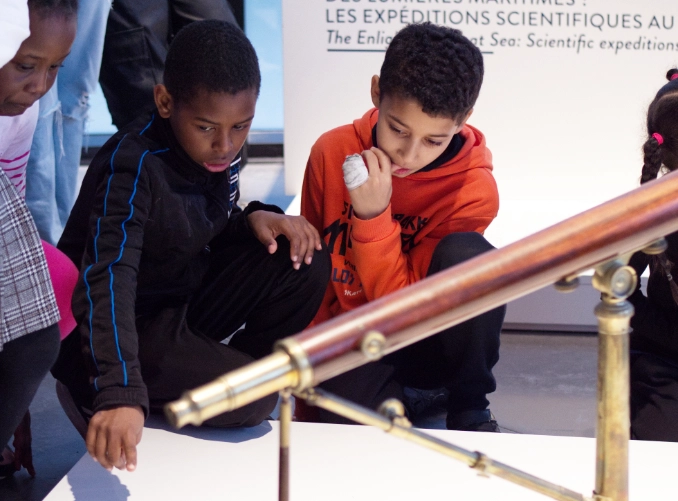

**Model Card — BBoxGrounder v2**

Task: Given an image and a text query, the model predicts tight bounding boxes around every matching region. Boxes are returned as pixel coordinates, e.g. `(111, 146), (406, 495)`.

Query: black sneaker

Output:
(402, 387), (449, 418)
(446, 409), (500, 432)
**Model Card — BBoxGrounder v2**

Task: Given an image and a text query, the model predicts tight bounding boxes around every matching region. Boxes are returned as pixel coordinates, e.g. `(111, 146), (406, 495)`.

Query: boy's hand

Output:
(86, 406), (144, 472)
(248, 211), (322, 270)
(349, 148), (393, 220)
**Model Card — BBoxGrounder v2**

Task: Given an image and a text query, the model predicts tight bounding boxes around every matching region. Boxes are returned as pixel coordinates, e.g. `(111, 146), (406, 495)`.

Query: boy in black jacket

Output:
(52, 20), (330, 472)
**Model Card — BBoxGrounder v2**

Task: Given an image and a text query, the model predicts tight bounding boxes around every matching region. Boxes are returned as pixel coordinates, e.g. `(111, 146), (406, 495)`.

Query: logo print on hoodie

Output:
(323, 206), (428, 256)
(394, 214), (429, 252)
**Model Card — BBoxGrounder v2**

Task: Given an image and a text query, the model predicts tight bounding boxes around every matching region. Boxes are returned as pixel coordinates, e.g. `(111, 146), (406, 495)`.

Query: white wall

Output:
(283, 0), (678, 249)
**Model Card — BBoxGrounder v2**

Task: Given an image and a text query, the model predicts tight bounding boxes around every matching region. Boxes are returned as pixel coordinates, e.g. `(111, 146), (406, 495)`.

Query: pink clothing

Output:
(0, 102), (77, 338)
(41, 241), (77, 339)
(0, 101), (38, 198)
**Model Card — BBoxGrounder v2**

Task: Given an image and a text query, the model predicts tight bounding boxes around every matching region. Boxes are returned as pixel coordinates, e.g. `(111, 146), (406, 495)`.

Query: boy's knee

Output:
(305, 241), (331, 284)
(277, 237), (331, 290)
(429, 232), (495, 273)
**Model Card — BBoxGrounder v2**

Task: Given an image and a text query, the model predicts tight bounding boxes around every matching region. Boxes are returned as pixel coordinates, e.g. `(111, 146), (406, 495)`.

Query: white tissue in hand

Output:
(342, 154), (369, 191)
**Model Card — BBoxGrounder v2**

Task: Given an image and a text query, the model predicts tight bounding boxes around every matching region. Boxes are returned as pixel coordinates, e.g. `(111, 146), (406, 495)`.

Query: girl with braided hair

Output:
(628, 68), (678, 441)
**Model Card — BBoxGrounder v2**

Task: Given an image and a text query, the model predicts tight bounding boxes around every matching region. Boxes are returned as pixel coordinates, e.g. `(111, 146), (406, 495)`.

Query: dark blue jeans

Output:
(100, 0), (238, 129)
(318, 232), (505, 424)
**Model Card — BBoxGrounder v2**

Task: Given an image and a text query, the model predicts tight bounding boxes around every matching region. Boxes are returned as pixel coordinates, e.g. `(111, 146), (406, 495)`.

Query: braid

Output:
(640, 137), (663, 184)
(642, 69), (678, 184)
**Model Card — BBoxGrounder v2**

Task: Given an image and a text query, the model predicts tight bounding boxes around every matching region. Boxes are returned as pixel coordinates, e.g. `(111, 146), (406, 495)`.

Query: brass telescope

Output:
(166, 170), (678, 501)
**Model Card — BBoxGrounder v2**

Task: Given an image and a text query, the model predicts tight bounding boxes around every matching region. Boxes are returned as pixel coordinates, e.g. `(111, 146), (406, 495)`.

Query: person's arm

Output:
(208, 200), (284, 247)
(86, 406), (144, 472)
(209, 160), (321, 269)
(73, 138), (152, 471)
(300, 143), (341, 323)
(630, 296), (678, 352)
(628, 250), (678, 353)
(349, 149), (498, 301)
(0, 104), (39, 199)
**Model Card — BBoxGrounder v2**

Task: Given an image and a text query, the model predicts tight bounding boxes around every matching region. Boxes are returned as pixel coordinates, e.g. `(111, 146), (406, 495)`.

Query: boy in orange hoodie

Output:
(301, 23), (505, 431)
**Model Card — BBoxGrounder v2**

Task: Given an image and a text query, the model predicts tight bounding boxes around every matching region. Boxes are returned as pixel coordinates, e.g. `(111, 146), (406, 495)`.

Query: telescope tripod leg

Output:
(593, 299), (631, 501)
(279, 389), (292, 501)
(591, 260), (636, 501)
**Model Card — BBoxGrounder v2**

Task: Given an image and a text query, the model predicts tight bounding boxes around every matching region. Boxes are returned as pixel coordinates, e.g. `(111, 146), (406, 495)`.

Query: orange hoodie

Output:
(301, 108), (499, 324)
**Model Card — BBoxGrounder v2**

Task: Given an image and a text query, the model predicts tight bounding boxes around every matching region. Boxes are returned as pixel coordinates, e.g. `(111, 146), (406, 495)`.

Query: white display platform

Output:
(45, 417), (677, 500)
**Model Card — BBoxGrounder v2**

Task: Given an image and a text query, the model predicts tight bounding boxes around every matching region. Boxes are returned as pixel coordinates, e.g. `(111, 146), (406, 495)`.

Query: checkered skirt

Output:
(0, 170), (59, 351)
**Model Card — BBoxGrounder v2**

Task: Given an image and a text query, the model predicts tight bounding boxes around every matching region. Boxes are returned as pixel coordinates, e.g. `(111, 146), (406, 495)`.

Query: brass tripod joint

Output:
(641, 237), (668, 256)
(274, 338), (315, 392)
(378, 398), (412, 429)
(592, 258), (637, 305)
(554, 274), (581, 293)
(471, 452), (491, 478)
(361, 330), (387, 361)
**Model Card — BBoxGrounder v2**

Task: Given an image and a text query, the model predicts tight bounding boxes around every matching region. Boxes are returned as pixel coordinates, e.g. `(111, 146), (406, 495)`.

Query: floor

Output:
(0, 160), (601, 500)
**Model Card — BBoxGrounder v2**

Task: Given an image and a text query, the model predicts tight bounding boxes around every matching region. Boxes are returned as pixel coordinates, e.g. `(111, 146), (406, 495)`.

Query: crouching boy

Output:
(52, 20), (330, 472)
(301, 23), (504, 431)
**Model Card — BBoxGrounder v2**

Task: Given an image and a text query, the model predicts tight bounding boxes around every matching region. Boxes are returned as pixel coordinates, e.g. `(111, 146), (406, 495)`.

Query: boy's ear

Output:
(370, 75), (381, 108)
(154, 84), (173, 118)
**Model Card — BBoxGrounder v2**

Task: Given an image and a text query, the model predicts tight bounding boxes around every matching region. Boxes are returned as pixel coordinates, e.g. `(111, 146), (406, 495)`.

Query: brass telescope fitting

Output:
(165, 339), (313, 428)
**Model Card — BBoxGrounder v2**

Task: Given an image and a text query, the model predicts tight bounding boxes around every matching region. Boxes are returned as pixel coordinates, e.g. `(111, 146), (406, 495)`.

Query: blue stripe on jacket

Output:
(85, 113), (167, 391)
(86, 134), (128, 388)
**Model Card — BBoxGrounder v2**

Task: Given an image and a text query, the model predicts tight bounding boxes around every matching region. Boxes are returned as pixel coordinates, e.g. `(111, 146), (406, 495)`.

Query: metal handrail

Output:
(166, 169), (678, 501)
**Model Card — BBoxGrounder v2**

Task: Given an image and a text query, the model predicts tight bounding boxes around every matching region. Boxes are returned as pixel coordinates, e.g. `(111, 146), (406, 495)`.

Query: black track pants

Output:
(55, 238), (330, 428)
(318, 232), (505, 424)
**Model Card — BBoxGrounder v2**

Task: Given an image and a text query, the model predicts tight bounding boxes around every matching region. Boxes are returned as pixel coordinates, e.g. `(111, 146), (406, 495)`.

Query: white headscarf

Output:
(0, 1), (30, 68)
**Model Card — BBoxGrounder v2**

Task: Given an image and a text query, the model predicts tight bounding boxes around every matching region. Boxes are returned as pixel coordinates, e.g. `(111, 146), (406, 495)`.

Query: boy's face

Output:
(155, 86), (257, 173)
(371, 75), (470, 178)
(0, 12), (76, 117)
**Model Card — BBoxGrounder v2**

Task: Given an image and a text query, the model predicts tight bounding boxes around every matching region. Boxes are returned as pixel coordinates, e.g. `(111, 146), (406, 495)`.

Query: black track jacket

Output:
(57, 112), (279, 414)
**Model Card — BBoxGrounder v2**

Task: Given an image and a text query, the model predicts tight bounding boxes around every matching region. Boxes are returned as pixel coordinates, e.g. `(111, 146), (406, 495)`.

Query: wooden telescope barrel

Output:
(166, 170), (678, 427)
(295, 169), (678, 383)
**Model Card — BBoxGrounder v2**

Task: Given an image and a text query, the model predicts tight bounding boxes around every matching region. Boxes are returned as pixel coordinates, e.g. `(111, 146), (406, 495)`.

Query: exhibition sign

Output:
(282, 1), (678, 246)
